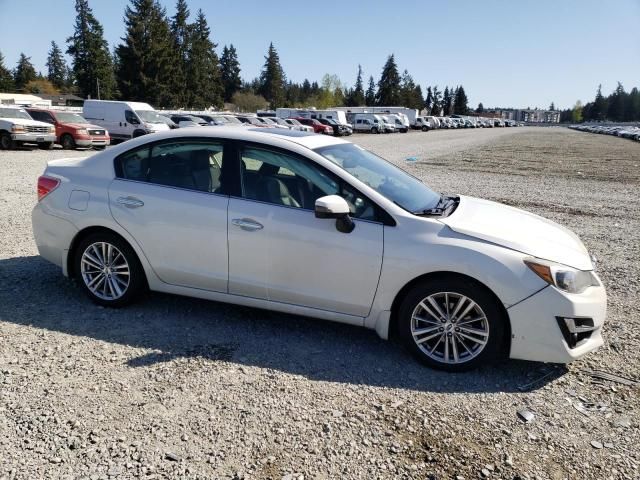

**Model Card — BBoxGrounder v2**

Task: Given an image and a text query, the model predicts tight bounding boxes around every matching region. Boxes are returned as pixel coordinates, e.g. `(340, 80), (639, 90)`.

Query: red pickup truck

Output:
(26, 108), (110, 150)
(292, 117), (333, 135)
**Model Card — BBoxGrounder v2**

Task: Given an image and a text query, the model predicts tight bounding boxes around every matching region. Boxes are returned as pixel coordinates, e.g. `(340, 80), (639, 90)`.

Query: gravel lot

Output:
(1, 127), (638, 480)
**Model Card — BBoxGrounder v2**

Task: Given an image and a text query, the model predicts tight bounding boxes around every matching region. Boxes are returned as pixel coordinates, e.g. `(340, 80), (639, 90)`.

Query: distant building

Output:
(0, 93), (51, 108)
(497, 108), (560, 123)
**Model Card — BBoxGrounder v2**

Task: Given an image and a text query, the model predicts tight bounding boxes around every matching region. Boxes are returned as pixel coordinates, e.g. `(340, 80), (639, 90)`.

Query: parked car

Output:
(282, 118), (314, 132)
(32, 127), (606, 371)
(83, 100), (170, 141)
(236, 115), (275, 128)
(169, 114), (209, 127)
(0, 106), (56, 150)
(352, 113), (386, 134)
(317, 118), (352, 136)
(27, 108), (110, 150)
(293, 117), (333, 135)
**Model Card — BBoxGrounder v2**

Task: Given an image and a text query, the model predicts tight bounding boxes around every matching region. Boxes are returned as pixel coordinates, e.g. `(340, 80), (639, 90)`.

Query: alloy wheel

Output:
(410, 292), (489, 364)
(80, 242), (130, 301)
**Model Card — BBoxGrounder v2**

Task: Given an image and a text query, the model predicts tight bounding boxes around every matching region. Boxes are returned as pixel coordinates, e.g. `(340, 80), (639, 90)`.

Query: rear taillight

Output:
(37, 176), (60, 201)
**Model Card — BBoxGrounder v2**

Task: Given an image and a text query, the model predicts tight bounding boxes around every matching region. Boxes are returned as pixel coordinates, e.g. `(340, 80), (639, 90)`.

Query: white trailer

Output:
(334, 106), (420, 126)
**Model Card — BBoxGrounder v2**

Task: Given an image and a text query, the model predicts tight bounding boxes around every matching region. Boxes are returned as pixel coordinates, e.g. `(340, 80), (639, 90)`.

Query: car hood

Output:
(1, 118), (51, 127)
(65, 122), (104, 130)
(440, 195), (593, 270)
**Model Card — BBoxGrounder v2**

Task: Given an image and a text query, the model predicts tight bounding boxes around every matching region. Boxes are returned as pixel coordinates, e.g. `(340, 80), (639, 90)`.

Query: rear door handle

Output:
(231, 218), (263, 231)
(117, 196), (144, 208)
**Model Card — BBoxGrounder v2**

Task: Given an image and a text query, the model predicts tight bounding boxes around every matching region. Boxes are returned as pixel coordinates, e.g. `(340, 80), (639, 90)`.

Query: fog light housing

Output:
(556, 317), (595, 349)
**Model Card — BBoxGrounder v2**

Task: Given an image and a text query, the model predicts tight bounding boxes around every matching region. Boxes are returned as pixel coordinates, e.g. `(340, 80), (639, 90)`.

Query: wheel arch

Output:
(67, 225), (148, 289)
(387, 271), (512, 354)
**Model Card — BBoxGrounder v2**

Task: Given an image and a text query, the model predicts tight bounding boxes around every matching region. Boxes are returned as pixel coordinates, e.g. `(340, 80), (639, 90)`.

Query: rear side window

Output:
(116, 140), (225, 193)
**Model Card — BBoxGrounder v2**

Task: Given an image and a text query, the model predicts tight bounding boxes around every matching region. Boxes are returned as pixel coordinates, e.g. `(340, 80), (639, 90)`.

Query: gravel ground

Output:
(0, 127), (638, 480)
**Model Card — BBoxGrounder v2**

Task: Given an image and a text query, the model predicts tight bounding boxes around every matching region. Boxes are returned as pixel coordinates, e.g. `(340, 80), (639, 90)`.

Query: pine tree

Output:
(13, 53), (37, 91)
(592, 84), (607, 120)
(46, 41), (68, 90)
(549, 102), (555, 111)
(301, 79), (312, 101)
(476, 102), (484, 113)
(431, 86), (442, 115)
(453, 85), (469, 115)
(424, 86), (433, 114)
(628, 87), (640, 121)
(607, 82), (626, 121)
(351, 65), (365, 106)
(67, 0), (115, 99)
(170, 0), (191, 106)
(398, 70), (423, 110)
(116, 0), (179, 107)
(220, 44), (242, 103)
(0, 52), (15, 91)
(185, 9), (223, 109)
(376, 54), (400, 106)
(365, 75), (376, 106)
(259, 43), (285, 109)
(442, 87), (452, 115)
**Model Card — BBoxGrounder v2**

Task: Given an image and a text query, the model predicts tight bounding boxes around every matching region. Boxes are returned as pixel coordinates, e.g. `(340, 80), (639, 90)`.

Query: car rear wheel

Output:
(421, 126), (428, 132)
(61, 134), (76, 150)
(398, 277), (506, 372)
(371, 127), (379, 134)
(74, 233), (145, 307)
(0, 132), (14, 150)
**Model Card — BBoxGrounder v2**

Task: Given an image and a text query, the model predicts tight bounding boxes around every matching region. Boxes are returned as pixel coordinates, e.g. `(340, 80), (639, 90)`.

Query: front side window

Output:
(125, 110), (139, 124)
(314, 143), (441, 214)
(239, 146), (379, 221)
(117, 141), (225, 193)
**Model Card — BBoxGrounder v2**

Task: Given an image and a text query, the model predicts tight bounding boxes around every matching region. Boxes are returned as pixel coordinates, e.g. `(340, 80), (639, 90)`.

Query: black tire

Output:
(0, 132), (14, 150)
(421, 126), (428, 132)
(398, 276), (506, 372)
(371, 127), (379, 134)
(61, 134), (76, 150)
(38, 142), (53, 150)
(74, 232), (146, 308)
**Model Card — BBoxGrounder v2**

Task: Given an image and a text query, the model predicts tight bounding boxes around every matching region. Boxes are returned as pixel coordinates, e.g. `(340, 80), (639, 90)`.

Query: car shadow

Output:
(0, 255), (567, 394)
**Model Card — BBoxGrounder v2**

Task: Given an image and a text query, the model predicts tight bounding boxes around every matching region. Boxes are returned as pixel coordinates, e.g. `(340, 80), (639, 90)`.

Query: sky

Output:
(1, 0), (639, 109)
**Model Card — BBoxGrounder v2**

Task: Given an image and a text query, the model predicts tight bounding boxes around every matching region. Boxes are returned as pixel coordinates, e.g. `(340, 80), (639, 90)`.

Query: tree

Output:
(442, 86), (453, 115)
(350, 65), (365, 106)
(67, 0), (115, 99)
(376, 54), (400, 106)
(258, 42), (286, 109)
(549, 102), (555, 111)
(476, 102), (484, 113)
(431, 86), (442, 115)
(170, 0), (191, 106)
(628, 87), (640, 121)
(453, 85), (469, 115)
(399, 70), (423, 110)
(25, 79), (60, 95)
(571, 100), (583, 123)
(46, 41), (68, 90)
(231, 91), (268, 112)
(13, 53), (37, 90)
(185, 9), (223, 109)
(365, 75), (376, 106)
(0, 52), (15, 91)
(607, 82), (626, 121)
(424, 86), (433, 114)
(220, 44), (242, 103)
(591, 84), (607, 121)
(116, 0), (180, 107)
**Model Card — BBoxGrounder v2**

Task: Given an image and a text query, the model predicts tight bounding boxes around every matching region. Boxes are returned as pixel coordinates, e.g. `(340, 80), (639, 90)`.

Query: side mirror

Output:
(315, 195), (355, 234)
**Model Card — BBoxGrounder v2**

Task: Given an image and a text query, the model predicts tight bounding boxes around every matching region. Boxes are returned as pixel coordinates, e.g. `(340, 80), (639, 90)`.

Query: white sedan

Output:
(32, 128), (606, 371)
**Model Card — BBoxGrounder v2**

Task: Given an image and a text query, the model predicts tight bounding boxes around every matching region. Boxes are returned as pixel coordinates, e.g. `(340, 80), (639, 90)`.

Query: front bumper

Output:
(508, 283), (606, 363)
(12, 132), (56, 143)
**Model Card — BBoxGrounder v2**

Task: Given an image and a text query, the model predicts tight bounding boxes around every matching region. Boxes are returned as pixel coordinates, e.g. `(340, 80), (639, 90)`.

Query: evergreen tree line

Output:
(558, 83), (640, 123)
(0, 0), (473, 113)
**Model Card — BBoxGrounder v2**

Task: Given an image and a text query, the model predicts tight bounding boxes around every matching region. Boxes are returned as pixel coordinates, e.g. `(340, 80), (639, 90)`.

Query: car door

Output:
(227, 144), (384, 318)
(109, 138), (230, 292)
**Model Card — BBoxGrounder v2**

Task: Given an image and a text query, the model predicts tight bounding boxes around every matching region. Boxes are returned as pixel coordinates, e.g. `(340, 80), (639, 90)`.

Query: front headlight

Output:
(76, 129), (88, 135)
(11, 125), (25, 133)
(524, 258), (599, 294)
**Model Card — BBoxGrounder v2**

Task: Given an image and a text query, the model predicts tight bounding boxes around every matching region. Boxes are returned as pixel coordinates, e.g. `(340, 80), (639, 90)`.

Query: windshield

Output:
(0, 108), (32, 120)
(136, 110), (166, 123)
(223, 116), (242, 124)
(55, 112), (87, 123)
(314, 143), (441, 213)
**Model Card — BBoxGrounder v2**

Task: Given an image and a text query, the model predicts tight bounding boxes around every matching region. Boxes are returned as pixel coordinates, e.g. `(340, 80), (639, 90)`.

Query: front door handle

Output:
(231, 218), (264, 231)
(117, 196), (144, 208)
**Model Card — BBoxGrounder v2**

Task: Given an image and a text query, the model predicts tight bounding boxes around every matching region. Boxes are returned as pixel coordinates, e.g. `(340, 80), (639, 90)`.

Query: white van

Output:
(83, 100), (170, 141)
(352, 113), (387, 133)
(384, 114), (408, 132)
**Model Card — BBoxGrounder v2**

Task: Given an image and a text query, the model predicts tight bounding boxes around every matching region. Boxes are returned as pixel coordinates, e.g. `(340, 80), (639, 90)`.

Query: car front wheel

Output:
(61, 134), (76, 150)
(0, 132), (14, 150)
(74, 233), (145, 307)
(398, 277), (506, 371)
